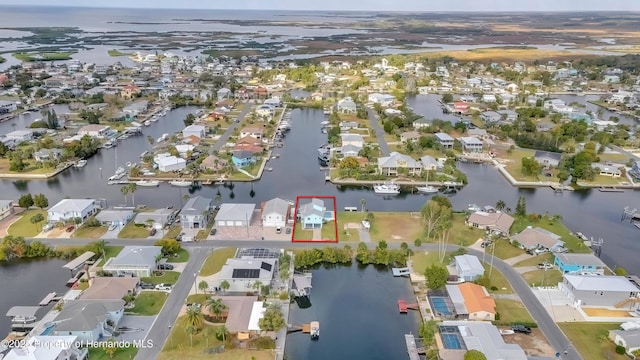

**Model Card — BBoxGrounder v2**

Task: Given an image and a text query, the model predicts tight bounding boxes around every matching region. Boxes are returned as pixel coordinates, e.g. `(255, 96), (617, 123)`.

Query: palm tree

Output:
(495, 200), (506, 211)
(360, 198), (366, 213)
(198, 280), (209, 294)
(252, 280), (262, 295)
(206, 298), (227, 322)
(220, 280), (230, 293)
(120, 186), (129, 205)
(147, 135), (154, 148)
(214, 194), (222, 207)
(127, 183), (138, 207)
(185, 325), (197, 347)
(215, 325), (229, 343)
(184, 306), (204, 329)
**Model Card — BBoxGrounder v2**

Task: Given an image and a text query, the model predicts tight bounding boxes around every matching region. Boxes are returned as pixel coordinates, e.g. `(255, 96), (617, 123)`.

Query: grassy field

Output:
(494, 299), (534, 325)
(511, 216), (591, 253)
(482, 263), (513, 294)
(118, 222), (150, 238)
(72, 225), (107, 238)
(127, 291), (168, 315)
(167, 248), (190, 263)
(498, 148), (539, 181)
(559, 323), (626, 360)
(141, 271), (180, 285)
(411, 250), (450, 272)
(108, 49), (133, 57)
(162, 226), (182, 240)
(320, 220), (338, 241)
(200, 248), (237, 276)
(7, 209), (47, 237)
(448, 214), (485, 246)
(293, 222), (314, 240)
(522, 269), (564, 287)
(13, 51), (74, 62)
(87, 346), (138, 360)
(598, 152), (629, 163)
(490, 238), (525, 260)
(97, 246), (124, 266)
(336, 211), (423, 243)
(513, 252), (554, 267)
(428, 47), (587, 62)
(0, 159), (54, 175)
(579, 175), (626, 186)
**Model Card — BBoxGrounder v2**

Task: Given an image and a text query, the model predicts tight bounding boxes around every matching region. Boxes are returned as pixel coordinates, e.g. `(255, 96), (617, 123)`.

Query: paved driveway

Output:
(358, 229), (371, 242)
(117, 315), (156, 343)
(103, 225), (123, 239)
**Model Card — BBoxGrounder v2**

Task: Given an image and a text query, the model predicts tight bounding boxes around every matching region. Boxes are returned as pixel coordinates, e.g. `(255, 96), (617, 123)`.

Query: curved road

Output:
(36, 237), (581, 359)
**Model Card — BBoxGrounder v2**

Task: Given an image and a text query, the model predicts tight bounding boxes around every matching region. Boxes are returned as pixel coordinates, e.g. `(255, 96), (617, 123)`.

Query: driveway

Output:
(0, 214), (20, 237)
(117, 315), (156, 343)
(358, 229), (371, 243)
(103, 225), (123, 239)
(366, 107), (390, 156)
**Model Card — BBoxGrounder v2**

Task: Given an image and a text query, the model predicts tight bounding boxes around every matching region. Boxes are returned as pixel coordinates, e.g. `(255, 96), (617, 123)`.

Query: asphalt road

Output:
(366, 107), (390, 156)
(135, 247), (209, 360)
(209, 104), (252, 154)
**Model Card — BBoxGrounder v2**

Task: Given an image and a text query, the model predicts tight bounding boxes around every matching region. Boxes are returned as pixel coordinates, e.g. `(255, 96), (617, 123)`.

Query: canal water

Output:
(284, 265), (421, 360)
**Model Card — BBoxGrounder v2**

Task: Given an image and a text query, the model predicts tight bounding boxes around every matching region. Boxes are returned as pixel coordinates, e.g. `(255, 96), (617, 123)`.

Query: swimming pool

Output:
(40, 325), (55, 336)
(430, 296), (453, 315)
(441, 333), (463, 349)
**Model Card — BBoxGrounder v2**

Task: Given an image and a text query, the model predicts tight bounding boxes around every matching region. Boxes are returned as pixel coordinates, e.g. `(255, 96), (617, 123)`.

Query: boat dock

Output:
(398, 299), (418, 313)
(599, 186), (624, 192)
(39, 292), (59, 306)
(405, 334), (420, 360)
(291, 272), (312, 297)
(392, 267), (410, 277)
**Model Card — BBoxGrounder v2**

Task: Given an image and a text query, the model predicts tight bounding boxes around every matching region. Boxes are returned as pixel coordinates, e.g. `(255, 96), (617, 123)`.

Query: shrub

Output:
(615, 345), (626, 355)
(248, 336), (275, 350)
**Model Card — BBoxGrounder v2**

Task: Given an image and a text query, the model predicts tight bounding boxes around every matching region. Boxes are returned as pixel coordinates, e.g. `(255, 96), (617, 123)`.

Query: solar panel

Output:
(232, 269), (260, 279)
(260, 262), (272, 272)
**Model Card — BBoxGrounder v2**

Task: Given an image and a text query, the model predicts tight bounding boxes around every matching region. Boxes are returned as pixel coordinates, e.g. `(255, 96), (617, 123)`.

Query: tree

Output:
(120, 186), (129, 205)
(127, 183), (138, 206)
(30, 213), (44, 231)
(46, 109), (59, 130)
(418, 320), (438, 347)
(421, 200), (452, 241)
(424, 265), (448, 290)
(442, 93), (453, 103)
(360, 198), (366, 212)
(495, 200), (506, 211)
(184, 306), (204, 330)
(521, 157), (541, 177)
(18, 193), (34, 208)
(515, 196), (527, 217)
(258, 305), (286, 331)
(154, 239), (181, 255)
(252, 280), (263, 295)
(185, 325), (197, 347)
(339, 157), (359, 169)
(184, 113), (196, 126)
(198, 280), (209, 294)
(206, 298), (227, 321)
(215, 325), (229, 343)
(103, 340), (117, 358)
(464, 350), (487, 360)
(33, 193), (49, 209)
(220, 280), (230, 293)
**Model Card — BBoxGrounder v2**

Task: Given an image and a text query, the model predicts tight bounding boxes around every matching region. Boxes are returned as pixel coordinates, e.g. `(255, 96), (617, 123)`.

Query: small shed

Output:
(454, 254), (485, 281)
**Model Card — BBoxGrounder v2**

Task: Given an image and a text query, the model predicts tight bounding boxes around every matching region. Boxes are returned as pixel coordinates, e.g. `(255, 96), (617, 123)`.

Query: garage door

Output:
(234, 221), (243, 226)
(217, 221), (227, 227)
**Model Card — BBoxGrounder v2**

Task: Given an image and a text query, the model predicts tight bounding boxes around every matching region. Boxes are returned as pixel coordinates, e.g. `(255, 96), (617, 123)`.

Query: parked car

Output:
(534, 247), (549, 255)
(176, 232), (185, 241)
(42, 223), (54, 232)
(210, 228), (217, 236)
(276, 227), (282, 234)
(511, 325), (532, 334)
(537, 263), (553, 270)
(155, 283), (172, 291)
(149, 228), (157, 236)
(186, 303), (202, 309)
(140, 282), (155, 289)
(108, 223), (117, 231)
(285, 227), (291, 234)
(480, 240), (492, 248)
(157, 263), (174, 270)
(65, 225), (75, 233)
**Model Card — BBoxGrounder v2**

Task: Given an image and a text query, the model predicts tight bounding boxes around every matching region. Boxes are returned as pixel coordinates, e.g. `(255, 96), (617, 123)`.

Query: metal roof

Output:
(62, 251), (95, 270)
(564, 274), (639, 292)
(6, 306), (40, 318)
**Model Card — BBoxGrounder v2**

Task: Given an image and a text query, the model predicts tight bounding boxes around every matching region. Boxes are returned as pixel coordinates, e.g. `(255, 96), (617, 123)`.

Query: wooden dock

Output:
(398, 299), (418, 313)
(405, 334), (420, 360)
(39, 292), (57, 306)
(599, 186), (624, 192)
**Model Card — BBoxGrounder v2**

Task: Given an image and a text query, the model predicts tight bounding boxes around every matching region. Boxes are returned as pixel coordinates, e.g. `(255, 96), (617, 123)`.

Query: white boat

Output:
(323, 109), (331, 115)
(126, 162), (132, 167)
(160, 111), (167, 116)
(150, 116), (159, 122)
(169, 180), (193, 187)
(468, 204), (481, 212)
(74, 159), (87, 168)
(144, 120), (151, 126)
(373, 182), (400, 195)
(634, 222), (640, 230)
(135, 180), (160, 187)
(102, 139), (116, 149)
(417, 172), (439, 194)
(499, 329), (515, 335)
(320, 120), (330, 125)
(156, 133), (169, 143)
(115, 167), (126, 175)
(140, 151), (148, 158)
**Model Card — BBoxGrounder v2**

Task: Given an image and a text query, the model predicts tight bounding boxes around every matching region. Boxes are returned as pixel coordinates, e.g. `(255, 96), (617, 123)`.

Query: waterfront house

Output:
(434, 132), (454, 149)
(134, 208), (174, 228)
(340, 133), (365, 148)
(560, 274), (640, 308)
(5, 130), (34, 142)
(79, 277), (139, 300)
(467, 129), (488, 139)
(609, 328), (640, 355)
(218, 295), (259, 338)
(0, 200), (13, 221)
(103, 246), (162, 277)
(264, 96), (282, 107)
(480, 111), (501, 124)
(377, 152), (422, 176)
(0, 100), (17, 114)
(215, 203), (256, 227)
(438, 321), (527, 360)
(182, 135), (202, 145)
(336, 97), (357, 113)
(400, 131), (420, 143)
(47, 199), (99, 225)
(217, 87), (232, 100)
(122, 100), (148, 120)
(180, 196), (212, 230)
(420, 155), (440, 171)
(511, 227), (565, 251)
(298, 198), (329, 229)
(33, 148), (63, 162)
(155, 155), (187, 172)
(78, 124), (110, 138)
(368, 93), (395, 106)
(95, 209), (134, 228)
(261, 198), (291, 228)
(256, 104), (275, 118)
(240, 127), (264, 140)
(218, 258), (276, 292)
(339, 121), (359, 131)
(3, 336), (88, 360)
(445, 283), (496, 321)
(182, 124), (206, 139)
(497, 109), (518, 122)
(232, 150), (258, 168)
(200, 155), (228, 172)
(591, 163), (621, 177)
(120, 84), (141, 99)
(482, 94), (497, 103)
(412, 118), (431, 129)
(534, 151), (562, 168)
(554, 253), (607, 274)
(454, 254), (485, 281)
(50, 299), (125, 343)
(466, 211), (514, 236)
(340, 144), (361, 157)
(459, 137), (483, 153)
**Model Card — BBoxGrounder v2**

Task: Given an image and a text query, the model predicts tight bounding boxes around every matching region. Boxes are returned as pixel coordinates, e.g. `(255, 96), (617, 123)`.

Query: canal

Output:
(284, 265), (421, 360)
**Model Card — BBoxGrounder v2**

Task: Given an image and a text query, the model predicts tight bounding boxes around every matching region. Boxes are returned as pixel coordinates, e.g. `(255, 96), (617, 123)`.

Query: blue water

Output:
(40, 325), (54, 336)
(442, 334), (463, 349)
(431, 297), (452, 315)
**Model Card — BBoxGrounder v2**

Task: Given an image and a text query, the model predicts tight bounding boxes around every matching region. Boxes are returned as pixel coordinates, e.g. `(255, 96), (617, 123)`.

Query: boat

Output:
(144, 120), (151, 126)
(126, 161), (132, 167)
(417, 172), (439, 194)
(157, 133), (169, 143)
(323, 109), (331, 115)
(115, 167), (126, 175)
(74, 159), (87, 168)
(499, 329), (515, 335)
(140, 151), (148, 158)
(160, 110), (167, 116)
(169, 180), (193, 187)
(310, 321), (319, 339)
(102, 139), (116, 149)
(135, 180), (160, 187)
(468, 204), (481, 212)
(634, 222), (640, 230)
(318, 144), (331, 160)
(150, 116), (159, 122)
(373, 182), (400, 195)
(320, 120), (330, 126)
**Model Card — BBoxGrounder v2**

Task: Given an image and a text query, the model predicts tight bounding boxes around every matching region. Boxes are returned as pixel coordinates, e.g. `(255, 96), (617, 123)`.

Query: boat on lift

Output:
(373, 182), (400, 195)
(135, 180), (160, 187)
(169, 180), (193, 187)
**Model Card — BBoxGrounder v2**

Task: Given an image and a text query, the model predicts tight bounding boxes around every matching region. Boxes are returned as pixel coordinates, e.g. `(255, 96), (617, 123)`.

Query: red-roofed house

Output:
(453, 101), (469, 114)
(121, 84), (141, 99)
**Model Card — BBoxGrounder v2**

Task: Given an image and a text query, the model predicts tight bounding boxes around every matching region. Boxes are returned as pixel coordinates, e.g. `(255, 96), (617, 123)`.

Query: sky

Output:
(3, 0), (640, 12)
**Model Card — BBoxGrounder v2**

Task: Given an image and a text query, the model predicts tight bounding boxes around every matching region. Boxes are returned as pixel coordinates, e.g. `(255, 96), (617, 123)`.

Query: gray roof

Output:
(459, 136), (483, 145)
(564, 275), (639, 292)
(611, 329), (640, 349)
(104, 246), (161, 268)
(591, 163), (621, 175)
(340, 133), (364, 142)
(48, 199), (96, 214)
(299, 199), (325, 218)
(54, 300), (124, 331)
(455, 255), (484, 274)
(180, 196), (212, 216)
(378, 152), (421, 169)
(420, 155), (438, 167)
(534, 150), (562, 161)
(341, 144), (362, 154)
(555, 253), (607, 267)
(95, 209), (133, 223)
(262, 198), (289, 217)
(216, 203), (256, 222)
(445, 285), (468, 315)
(6, 306), (40, 318)
(0, 200), (12, 208)
(434, 132), (454, 141)
(442, 321), (527, 360)
(134, 208), (173, 224)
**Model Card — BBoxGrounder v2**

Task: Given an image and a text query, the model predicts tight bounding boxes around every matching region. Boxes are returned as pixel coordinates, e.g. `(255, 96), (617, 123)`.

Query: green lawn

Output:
(127, 291), (168, 315)
(163, 226), (182, 240)
(7, 209), (47, 237)
(118, 222), (151, 238)
(522, 269), (564, 287)
(559, 323), (626, 360)
(108, 49), (133, 57)
(482, 263), (513, 294)
(494, 299), (534, 326)
(87, 346), (138, 360)
(167, 248), (190, 263)
(336, 211), (424, 243)
(72, 225), (107, 239)
(513, 252), (554, 267)
(499, 148), (539, 181)
(141, 271), (180, 285)
(200, 248), (236, 276)
(511, 216), (591, 253)
(490, 238), (525, 259)
(97, 246), (124, 266)
(186, 294), (208, 305)
(579, 175), (626, 186)
(598, 153), (628, 163)
(411, 250), (451, 273)
(293, 222), (314, 240)
(13, 51), (74, 62)
(320, 221), (338, 241)
(448, 214), (485, 246)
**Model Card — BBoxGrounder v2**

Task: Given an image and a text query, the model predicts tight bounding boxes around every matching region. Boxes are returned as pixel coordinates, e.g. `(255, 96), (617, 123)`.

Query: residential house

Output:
(339, 121), (359, 131)
(0, 100), (17, 114)
(434, 132), (454, 149)
(219, 296), (260, 338)
(452, 101), (469, 114)
(609, 328), (640, 355)
(0, 200), (13, 221)
(466, 211), (515, 236)
(50, 300), (125, 343)
(155, 155), (186, 172)
(560, 274), (640, 308)
(340, 145), (361, 157)
(5, 130), (34, 142)
(377, 152), (422, 176)
(554, 253), (607, 274)
(95, 209), (134, 228)
(122, 100), (148, 120)
(412, 118), (431, 129)
(200, 155), (228, 172)
(217, 258), (276, 292)
(336, 97), (357, 113)
(591, 163), (621, 177)
(480, 111), (502, 124)
(400, 131), (420, 143)
(454, 254), (485, 281)
(534, 151), (562, 168)
(467, 129), (488, 139)
(482, 94), (497, 102)
(79, 277), (139, 300)
(33, 148), (63, 162)
(264, 97), (282, 107)
(340, 133), (365, 148)
(497, 110), (518, 122)
(446, 283), (496, 321)
(102, 246), (162, 277)
(420, 155), (440, 171)
(134, 208), (174, 228)
(459, 137), (483, 153)
(215, 203), (256, 227)
(297, 198), (329, 229)
(438, 321), (527, 360)
(240, 127), (264, 140)
(511, 227), (565, 251)
(180, 196), (212, 229)
(261, 198), (291, 228)
(120, 84), (140, 99)
(232, 150), (259, 168)
(78, 124), (110, 138)
(368, 93), (395, 106)
(47, 199), (99, 225)
(255, 104), (275, 118)
(182, 125), (206, 139)
(3, 336), (88, 360)
(217, 87), (232, 100)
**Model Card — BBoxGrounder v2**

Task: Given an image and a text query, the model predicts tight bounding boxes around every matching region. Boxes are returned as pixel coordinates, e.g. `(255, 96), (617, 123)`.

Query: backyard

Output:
(200, 248), (237, 276)
(127, 291), (168, 316)
(411, 250), (449, 273)
(7, 209), (48, 237)
(511, 216), (591, 253)
(494, 299), (534, 326)
(522, 269), (564, 287)
(336, 211), (423, 243)
(118, 222), (151, 238)
(141, 271), (180, 285)
(559, 323), (627, 360)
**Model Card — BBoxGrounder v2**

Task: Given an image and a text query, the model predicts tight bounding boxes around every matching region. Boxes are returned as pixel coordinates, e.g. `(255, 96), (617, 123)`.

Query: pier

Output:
(38, 292), (59, 306)
(398, 299), (418, 313)
(288, 321), (319, 338)
(405, 334), (420, 360)
(599, 186), (624, 192)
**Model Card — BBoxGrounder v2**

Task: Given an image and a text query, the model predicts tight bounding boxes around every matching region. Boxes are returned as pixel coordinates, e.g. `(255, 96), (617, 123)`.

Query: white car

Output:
(108, 223), (117, 231)
(42, 223), (54, 232)
(537, 263), (553, 270)
(155, 283), (172, 291)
